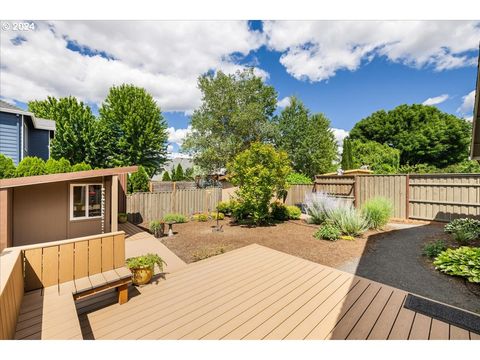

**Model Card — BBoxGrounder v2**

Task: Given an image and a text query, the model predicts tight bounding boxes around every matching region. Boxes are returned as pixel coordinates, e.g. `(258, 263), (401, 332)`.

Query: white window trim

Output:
(70, 183), (103, 221)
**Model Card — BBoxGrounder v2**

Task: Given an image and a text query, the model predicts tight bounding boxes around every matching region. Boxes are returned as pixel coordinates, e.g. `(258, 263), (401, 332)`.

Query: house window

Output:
(70, 184), (102, 220)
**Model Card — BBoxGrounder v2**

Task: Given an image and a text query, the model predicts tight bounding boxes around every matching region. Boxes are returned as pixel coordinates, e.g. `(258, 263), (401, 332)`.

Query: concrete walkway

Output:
(119, 222), (187, 274)
(337, 223), (480, 314)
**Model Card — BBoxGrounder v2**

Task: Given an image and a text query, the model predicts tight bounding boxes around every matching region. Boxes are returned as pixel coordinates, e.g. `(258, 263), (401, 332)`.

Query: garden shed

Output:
(0, 166), (136, 251)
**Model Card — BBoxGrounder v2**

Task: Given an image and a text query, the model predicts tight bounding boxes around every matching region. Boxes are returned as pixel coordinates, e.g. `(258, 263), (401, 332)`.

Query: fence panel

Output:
(409, 174), (480, 222)
(127, 188), (222, 223)
(356, 175), (408, 219)
(284, 184), (314, 206)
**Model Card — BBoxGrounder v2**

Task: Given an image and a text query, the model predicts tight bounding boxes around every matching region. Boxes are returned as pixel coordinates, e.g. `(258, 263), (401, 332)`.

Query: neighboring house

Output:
(0, 100), (55, 165)
(151, 155), (194, 181)
(470, 51), (480, 160)
(0, 166), (137, 251)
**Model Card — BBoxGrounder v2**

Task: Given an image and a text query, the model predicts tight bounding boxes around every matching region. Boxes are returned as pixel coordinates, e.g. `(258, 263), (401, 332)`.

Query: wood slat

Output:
(89, 273), (107, 288)
(449, 325), (470, 340)
(88, 238), (102, 275)
(388, 306), (415, 340)
(101, 236), (114, 271)
(102, 270), (120, 283)
(367, 292), (405, 340)
(114, 267), (132, 279)
(429, 318), (449, 340)
(41, 246), (59, 288)
(74, 241), (89, 279)
(74, 277), (92, 293)
(409, 313), (432, 340)
(24, 248), (43, 291)
(58, 243), (74, 284)
(113, 234), (125, 269)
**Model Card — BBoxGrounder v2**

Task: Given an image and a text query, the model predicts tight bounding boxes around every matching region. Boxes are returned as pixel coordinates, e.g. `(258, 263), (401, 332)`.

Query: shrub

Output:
(193, 213), (209, 222)
(362, 197), (393, 229)
(444, 218), (480, 236)
(314, 223), (341, 241)
(0, 154), (15, 179)
(433, 247), (480, 283)
(118, 213), (128, 223)
(326, 206), (369, 237)
(15, 157), (46, 177)
(422, 240), (447, 258)
(270, 201), (289, 221)
(126, 253), (166, 272)
(72, 162), (92, 172)
(304, 192), (341, 225)
(129, 165), (150, 193)
(192, 246), (226, 262)
(286, 172), (312, 185)
(210, 212), (225, 220)
(45, 158), (72, 174)
(149, 220), (165, 237)
(216, 200), (238, 215)
(227, 143), (291, 224)
(340, 235), (355, 241)
(452, 229), (477, 245)
(231, 201), (250, 222)
(287, 205), (302, 220)
(163, 213), (187, 223)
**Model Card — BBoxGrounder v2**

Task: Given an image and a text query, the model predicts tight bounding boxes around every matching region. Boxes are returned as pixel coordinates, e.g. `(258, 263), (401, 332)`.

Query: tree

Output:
(184, 167), (194, 181)
(227, 143), (291, 224)
(341, 137), (354, 170)
(71, 162), (92, 172)
(45, 158), (71, 174)
(275, 97), (337, 178)
(162, 171), (171, 181)
(128, 166), (150, 193)
(349, 140), (400, 174)
(174, 164), (184, 181)
(15, 157), (46, 177)
(28, 97), (100, 166)
(0, 154), (15, 179)
(182, 68), (278, 174)
(99, 84), (169, 176)
(349, 104), (471, 168)
(285, 172), (312, 185)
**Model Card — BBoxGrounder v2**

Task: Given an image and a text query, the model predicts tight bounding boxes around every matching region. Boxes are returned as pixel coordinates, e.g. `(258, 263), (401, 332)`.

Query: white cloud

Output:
(167, 144), (174, 153)
(457, 90), (476, 115)
(277, 96), (291, 108)
(465, 115), (473, 122)
(264, 21), (480, 82)
(332, 128), (349, 154)
(422, 94), (449, 106)
(0, 21), (266, 113)
(167, 126), (192, 146)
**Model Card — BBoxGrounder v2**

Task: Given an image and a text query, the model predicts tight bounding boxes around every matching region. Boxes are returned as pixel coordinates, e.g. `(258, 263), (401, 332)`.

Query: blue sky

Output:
(1, 20), (478, 154)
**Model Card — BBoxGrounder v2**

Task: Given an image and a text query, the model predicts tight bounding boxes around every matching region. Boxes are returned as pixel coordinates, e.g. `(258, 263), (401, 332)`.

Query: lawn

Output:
(153, 218), (392, 266)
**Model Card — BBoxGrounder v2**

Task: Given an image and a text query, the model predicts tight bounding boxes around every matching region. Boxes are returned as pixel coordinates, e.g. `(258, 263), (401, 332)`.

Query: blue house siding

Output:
(0, 112), (21, 165)
(28, 128), (50, 160)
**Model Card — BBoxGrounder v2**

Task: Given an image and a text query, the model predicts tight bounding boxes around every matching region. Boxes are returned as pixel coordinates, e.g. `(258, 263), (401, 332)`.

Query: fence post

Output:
(405, 174), (410, 219)
(172, 182), (177, 213)
(353, 175), (359, 208)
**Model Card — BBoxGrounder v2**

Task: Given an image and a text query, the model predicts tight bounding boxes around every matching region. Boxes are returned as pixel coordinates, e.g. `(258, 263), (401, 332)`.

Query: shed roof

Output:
(0, 166), (138, 189)
(470, 48), (480, 160)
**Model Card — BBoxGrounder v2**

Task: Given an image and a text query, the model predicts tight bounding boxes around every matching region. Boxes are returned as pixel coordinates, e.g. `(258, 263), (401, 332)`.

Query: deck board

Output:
(13, 244), (479, 340)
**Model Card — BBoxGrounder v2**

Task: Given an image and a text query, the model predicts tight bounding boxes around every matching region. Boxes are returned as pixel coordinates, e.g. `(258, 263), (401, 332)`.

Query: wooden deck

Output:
(73, 244), (479, 340)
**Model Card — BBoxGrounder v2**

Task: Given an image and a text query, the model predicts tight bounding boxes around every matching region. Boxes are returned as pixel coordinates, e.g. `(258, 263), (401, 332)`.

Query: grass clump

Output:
(304, 192), (340, 225)
(326, 206), (369, 237)
(192, 247), (226, 262)
(422, 239), (447, 258)
(314, 223), (341, 241)
(163, 213), (187, 223)
(444, 218), (480, 244)
(192, 213), (209, 222)
(149, 220), (165, 237)
(362, 197), (393, 229)
(433, 247), (480, 283)
(211, 212), (225, 220)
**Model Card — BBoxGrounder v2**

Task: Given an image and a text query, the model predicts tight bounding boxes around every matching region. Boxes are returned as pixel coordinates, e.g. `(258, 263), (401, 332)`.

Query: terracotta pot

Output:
(130, 267), (153, 285)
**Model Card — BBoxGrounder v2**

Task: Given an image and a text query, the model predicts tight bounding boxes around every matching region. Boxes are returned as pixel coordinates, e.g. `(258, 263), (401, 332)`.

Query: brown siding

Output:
(12, 176), (113, 247)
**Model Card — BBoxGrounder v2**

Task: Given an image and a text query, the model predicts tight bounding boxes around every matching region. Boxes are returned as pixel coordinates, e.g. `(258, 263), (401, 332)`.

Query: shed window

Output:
(70, 184), (102, 220)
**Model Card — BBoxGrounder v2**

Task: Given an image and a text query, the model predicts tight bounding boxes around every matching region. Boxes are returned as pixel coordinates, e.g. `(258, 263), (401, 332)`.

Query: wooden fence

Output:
(127, 188), (222, 223)
(149, 181), (197, 192)
(311, 174), (480, 222)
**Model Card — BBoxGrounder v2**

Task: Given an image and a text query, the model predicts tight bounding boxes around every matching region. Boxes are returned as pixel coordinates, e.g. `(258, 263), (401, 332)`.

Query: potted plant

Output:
(149, 220), (165, 238)
(126, 253), (167, 285)
(118, 212), (128, 223)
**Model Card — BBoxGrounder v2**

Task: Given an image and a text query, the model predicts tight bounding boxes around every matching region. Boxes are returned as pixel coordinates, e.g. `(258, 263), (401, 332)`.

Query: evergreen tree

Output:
(175, 164), (184, 181)
(341, 137), (354, 170)
(162, 171), (171, 181)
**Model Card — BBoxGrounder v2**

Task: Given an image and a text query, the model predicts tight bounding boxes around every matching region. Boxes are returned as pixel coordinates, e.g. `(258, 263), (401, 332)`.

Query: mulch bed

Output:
(146, 218), (394, 267)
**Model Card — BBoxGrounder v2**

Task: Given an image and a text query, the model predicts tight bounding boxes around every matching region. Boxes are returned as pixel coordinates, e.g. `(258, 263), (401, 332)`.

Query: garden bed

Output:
(146, 219), (394, 266)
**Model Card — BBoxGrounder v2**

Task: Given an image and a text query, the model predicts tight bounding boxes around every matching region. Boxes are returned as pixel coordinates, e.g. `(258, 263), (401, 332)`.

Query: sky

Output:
(1, 20), (479, 156)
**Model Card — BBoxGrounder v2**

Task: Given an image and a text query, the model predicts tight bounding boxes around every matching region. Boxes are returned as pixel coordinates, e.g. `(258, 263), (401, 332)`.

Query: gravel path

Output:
(337, 223), (480, 314)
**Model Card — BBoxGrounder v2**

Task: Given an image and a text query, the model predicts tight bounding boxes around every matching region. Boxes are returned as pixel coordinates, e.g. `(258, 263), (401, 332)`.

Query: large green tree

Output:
(349, 104), (471, 168)
(341, 137), (354, 170)
(275, 97), (337, 178)
(350, 140), (400, 174)
(182, 68), (278, 174)
(28, 96), (99, 166)
(99, 84), (169, 176)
